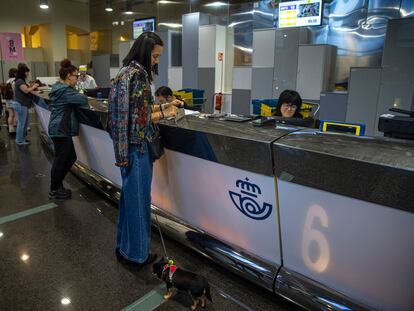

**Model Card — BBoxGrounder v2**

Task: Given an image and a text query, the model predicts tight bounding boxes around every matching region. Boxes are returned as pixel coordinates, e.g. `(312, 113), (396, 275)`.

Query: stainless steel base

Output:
(275, 268), (372, 310)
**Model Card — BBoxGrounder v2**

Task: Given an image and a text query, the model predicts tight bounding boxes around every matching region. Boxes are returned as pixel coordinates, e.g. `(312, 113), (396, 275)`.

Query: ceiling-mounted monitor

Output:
(133, 17), (156, 39)
(278, 0), (322, 28)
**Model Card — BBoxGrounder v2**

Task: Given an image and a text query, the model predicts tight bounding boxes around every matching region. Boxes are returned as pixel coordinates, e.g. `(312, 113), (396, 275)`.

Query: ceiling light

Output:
(124, 1), (133, 14)
(61, 298), (71, 305)
(40, 0), (49, 9)
(105, 0), (113, 12)
(205, 2), (228, 7)
(21, 254), (30, 262)
(158, 0), (175, 3)
(158, 23), (182, 28)
(0, 232), (3, 238)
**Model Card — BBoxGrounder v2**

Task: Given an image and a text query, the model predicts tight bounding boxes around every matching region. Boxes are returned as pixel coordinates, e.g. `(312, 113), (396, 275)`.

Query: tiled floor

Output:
(0, 116), (299, 311)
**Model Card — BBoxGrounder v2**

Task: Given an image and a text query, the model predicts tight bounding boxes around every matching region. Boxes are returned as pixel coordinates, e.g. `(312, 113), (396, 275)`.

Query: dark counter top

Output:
(159, 116), (293, 176)
(273, 130), (414, 212)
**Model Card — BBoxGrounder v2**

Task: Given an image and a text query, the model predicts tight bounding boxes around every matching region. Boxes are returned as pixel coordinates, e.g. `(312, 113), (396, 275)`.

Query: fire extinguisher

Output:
(215, 92), (223, 111)
(215, 52), (224, 112)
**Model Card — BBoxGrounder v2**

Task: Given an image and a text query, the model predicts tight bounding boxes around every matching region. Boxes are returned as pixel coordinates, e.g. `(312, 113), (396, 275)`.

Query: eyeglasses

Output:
(281, 103), (298, 109)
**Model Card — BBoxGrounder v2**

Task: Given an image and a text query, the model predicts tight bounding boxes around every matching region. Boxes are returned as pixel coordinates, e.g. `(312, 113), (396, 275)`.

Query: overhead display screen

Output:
(278, 0), (322, 28)
(133, 17), (156, 39)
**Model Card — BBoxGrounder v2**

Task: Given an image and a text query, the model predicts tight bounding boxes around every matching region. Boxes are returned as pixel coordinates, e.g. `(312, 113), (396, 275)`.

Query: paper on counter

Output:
(184, 109), (200, 115)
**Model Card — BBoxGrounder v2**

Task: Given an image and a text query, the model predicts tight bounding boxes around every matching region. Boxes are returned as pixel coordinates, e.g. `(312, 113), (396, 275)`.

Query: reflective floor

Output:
(0, 115), (299, 311)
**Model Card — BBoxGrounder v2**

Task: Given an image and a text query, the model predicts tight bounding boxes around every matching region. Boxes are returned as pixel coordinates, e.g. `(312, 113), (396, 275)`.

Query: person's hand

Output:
(163, 105), (178, 118)
(170, 99), (184, 108)
(30, 83), (40, 91)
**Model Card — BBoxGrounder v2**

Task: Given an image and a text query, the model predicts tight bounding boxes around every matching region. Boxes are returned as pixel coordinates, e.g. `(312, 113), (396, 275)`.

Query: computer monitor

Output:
(278, 0), (323, 28)
(133, 17), (156, 39)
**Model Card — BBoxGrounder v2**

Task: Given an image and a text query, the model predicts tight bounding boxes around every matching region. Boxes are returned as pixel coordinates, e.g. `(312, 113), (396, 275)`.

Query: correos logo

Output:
(229, 178), (272, 220)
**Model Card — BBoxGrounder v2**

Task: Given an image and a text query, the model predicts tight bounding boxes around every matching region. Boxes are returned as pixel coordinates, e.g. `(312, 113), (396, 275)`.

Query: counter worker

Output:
(108, 32), (178, 268)
(155, 86), (184, 109)
(273, 89), (303, 119)
(48, 59), (90, 200)
(77, 65), (97, 89)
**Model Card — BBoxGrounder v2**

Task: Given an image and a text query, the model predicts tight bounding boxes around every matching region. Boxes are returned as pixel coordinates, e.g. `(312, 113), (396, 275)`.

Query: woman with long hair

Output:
(14, 63), (39, 145)
(48, 59), (89, 199)
(108, 32), (178, 267)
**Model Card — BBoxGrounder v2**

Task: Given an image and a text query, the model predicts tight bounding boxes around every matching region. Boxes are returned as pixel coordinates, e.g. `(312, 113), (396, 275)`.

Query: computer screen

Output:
(133, 17), (156, 39)
(278, 0), (322, 28)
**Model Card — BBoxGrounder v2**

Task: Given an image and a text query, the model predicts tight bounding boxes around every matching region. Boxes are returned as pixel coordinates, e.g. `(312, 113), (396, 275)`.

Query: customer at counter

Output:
(48, 59), (89, 200)
(274, 89), (303, 119)
(108, 32), (178, 268)
(14, 63), (39, 145)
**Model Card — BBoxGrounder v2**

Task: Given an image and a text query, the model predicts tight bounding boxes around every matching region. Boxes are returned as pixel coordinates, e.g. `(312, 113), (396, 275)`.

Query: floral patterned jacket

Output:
(108, 61), (153, 165)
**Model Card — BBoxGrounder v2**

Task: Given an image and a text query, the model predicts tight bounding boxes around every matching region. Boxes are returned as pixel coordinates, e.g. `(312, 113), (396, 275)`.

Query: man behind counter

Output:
(77, 65), (97, 90)
(155, 86), (184, 109)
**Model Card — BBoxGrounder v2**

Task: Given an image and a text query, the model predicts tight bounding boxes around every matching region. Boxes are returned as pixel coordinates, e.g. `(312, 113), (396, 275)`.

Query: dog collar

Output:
(162, 264), (178, 283)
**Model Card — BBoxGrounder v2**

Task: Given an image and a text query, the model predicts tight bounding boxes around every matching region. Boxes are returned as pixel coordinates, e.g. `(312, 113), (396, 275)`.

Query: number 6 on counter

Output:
(301, 205), (330, 273)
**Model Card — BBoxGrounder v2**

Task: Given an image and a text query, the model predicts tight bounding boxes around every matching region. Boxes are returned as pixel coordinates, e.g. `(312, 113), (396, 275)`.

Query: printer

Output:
(378, 108), (414, 140)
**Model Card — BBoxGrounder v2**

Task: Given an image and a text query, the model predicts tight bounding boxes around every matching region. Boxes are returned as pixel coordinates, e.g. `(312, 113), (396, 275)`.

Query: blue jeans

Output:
(14, 102), (29, 144)
(117, 143), (153, 263)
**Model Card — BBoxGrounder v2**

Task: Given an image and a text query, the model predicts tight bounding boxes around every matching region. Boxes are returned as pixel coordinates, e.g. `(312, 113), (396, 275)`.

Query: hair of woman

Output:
(122, 32), (164, 82)
(59, 58), (78, 81)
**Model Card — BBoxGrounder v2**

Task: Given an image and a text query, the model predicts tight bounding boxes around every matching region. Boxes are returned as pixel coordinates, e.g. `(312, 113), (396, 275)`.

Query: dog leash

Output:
(154, 212), (172, 263)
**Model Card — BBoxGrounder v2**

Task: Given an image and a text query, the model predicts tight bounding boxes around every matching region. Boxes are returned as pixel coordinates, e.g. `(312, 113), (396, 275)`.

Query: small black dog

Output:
(152, 258), (212, 310)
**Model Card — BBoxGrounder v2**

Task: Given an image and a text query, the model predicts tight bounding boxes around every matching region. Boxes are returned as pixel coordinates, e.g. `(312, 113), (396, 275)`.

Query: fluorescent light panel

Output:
(204, 2), (228, 7)
(158, 23), (182, 28)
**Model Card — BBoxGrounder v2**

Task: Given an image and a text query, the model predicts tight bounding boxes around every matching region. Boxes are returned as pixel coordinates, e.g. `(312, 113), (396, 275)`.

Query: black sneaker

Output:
(49, 188), (72, 200)
(59, 185), (72, 196)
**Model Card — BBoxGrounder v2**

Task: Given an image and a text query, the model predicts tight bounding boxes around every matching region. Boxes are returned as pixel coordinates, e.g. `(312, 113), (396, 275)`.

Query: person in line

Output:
(274, 89), (303, 119)
(48, 59), (89, 200)
(14, 63), (39, 145)
(155, 86), (184, 108)
(108, 32), (178, 268)
(1, 68), (18, 134)
(77, 66), (97, 90)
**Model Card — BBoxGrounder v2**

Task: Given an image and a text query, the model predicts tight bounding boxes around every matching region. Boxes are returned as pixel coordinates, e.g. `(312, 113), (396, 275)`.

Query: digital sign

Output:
(278, 0), (322, 28)
(133, 17), (156, 39)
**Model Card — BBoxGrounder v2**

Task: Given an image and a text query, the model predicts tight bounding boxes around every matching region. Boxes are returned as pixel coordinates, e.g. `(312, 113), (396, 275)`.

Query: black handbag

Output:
(147, 122), (164, 162)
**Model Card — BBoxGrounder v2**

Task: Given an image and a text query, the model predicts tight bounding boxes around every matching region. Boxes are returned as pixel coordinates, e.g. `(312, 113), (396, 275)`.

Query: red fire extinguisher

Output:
(215, 92), (223, 111)
(215, 52), (224, 111)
